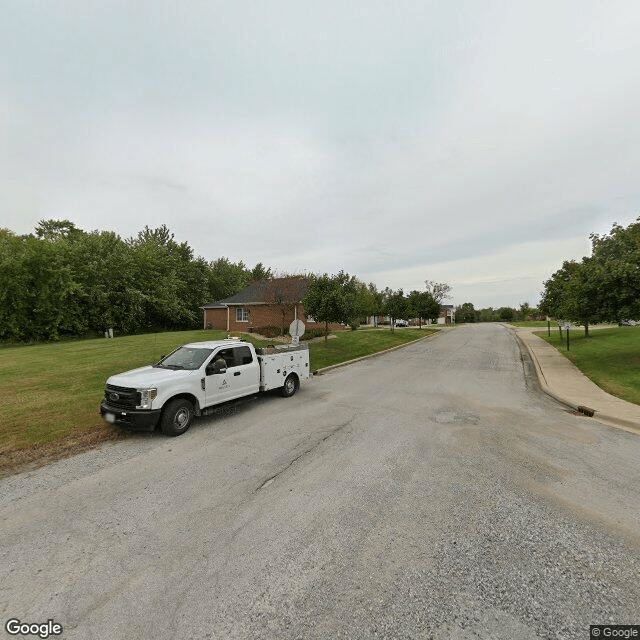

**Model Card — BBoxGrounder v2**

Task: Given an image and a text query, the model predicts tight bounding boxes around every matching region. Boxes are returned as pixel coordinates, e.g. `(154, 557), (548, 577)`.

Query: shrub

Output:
(300, 328), (327, 340)
(253, 326), (283, 338)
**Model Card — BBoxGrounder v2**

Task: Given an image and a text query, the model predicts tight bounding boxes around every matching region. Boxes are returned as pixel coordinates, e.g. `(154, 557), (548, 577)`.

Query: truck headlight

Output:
(137, 388), (157, 409)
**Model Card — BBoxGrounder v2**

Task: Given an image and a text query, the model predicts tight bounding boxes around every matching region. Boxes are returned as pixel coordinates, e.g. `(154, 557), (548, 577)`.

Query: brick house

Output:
(201, 277), (346, 334)
(437, 305), (455, 324)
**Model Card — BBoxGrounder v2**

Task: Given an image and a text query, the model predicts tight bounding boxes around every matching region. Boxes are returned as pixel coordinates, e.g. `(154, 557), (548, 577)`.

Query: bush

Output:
(300, 328), (327, 340)
(253, 326), (283, 338)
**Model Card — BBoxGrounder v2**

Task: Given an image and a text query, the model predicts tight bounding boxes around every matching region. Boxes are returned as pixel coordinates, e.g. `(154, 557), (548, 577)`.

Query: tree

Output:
(477, 307), (497, 322)
(334, 271), (362, 329)
(128, 225), (194, 329)
(250, 262), (273, 281)
(539, 265), (567, 320)
(382, 289), (407, 331)
(408, 290), (440, 327)
(540, 259), (602, 336)
(589, 219), (640, 323)
(540, 218), (640, 330)
(302, 271), (360, 341)
(455, 302), (476, 323)
(352, 281), (375, 328)
(519, 302), (531, 321)
(407, 291), (422, 327)
(263, 275), (307, 336)
(35, 219), (82, 241)
(0, 232), (81, 341)
(424, 280), (452, 303)
(208, 257), (251, 301)
(0, 219), (271, 342)
(497, 306), (515, 321)
(366, 283), (385, 326)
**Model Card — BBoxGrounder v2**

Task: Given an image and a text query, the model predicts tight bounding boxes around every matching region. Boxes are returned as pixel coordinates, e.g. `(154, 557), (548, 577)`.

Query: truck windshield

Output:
(157, 347), (213, 370)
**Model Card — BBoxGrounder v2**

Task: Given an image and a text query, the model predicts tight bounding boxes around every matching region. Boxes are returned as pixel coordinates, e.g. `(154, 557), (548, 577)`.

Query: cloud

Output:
(1, 1), (640, 307)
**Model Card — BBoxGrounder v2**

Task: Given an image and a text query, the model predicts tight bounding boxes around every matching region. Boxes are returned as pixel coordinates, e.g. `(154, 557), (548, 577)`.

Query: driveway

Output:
(1, 323), (639, 639)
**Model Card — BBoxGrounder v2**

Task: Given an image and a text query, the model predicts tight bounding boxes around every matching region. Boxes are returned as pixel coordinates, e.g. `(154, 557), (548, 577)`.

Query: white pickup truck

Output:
(100, 338), (310, 436)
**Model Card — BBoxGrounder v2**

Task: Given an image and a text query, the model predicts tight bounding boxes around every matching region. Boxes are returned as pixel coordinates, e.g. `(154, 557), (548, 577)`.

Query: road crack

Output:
(255, 415), (355, 492)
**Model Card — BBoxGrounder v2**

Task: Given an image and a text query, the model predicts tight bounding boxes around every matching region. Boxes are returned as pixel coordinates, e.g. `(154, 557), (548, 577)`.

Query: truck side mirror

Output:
(207, 360), (227, 375)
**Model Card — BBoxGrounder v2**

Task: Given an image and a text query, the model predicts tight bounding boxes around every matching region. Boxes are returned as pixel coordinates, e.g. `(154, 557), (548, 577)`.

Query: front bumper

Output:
(100, 402), (161, 431)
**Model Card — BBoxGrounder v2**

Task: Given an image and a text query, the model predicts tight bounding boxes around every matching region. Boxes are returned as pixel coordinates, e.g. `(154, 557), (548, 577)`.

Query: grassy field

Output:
(0, 327), (437, 468)
(0, 329), (252, 453)
(539, 326), (640, 406)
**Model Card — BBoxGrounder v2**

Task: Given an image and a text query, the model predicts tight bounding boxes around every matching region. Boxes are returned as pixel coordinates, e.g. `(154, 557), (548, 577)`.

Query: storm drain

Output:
(568, 405), (596, 417)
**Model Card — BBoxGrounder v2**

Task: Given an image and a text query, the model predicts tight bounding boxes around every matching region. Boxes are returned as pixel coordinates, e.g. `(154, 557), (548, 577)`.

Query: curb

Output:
(313, 329), (445, 376)
(512, 330), (578, 412)
(508, 326), (640, 435)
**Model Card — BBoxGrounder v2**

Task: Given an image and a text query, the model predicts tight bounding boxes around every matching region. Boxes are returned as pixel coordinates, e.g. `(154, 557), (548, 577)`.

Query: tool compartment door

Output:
(258, 354), (287, 391)
(258, 350), (309, 391)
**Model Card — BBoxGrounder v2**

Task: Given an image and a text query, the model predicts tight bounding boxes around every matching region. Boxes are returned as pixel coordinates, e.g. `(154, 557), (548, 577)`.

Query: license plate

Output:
(104, 412), (116, 424)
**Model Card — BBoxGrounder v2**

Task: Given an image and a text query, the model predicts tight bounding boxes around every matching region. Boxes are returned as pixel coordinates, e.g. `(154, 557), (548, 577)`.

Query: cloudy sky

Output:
(2, 1), (639, 307)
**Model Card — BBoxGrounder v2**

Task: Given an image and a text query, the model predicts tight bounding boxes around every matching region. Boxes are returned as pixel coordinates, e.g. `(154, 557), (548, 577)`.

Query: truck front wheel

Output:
(160, 399), (194, 436)
(281, 374), (299, 398)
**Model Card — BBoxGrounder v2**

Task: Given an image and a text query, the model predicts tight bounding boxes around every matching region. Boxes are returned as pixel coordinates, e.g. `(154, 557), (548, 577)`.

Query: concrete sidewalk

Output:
(510, 325), (640, 434)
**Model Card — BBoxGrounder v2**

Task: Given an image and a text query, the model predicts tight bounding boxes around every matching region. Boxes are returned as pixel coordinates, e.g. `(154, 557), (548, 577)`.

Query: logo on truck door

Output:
(218, 379), (228, 390)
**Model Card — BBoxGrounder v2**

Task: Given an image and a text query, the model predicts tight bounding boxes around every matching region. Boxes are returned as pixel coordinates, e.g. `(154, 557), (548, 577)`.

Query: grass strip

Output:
(538, 326), (640, 406)
(509, 321), (551, 327)
(308, 328), (438, 371)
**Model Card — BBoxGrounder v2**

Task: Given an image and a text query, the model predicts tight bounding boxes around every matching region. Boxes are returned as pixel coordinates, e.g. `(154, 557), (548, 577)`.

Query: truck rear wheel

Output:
(160, 399), (194, 436)
(281, 374), (298, 398)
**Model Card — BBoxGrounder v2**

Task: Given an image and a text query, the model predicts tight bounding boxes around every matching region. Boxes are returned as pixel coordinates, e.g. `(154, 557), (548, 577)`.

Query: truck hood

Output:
(107, 365), (197, 388)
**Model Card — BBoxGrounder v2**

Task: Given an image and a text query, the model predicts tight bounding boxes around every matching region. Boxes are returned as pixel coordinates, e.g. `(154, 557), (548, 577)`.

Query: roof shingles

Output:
(201, 277), (308, 309)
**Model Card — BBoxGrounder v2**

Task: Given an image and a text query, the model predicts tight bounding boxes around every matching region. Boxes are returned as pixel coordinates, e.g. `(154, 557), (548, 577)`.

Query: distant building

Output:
(437, 305), (455, 325)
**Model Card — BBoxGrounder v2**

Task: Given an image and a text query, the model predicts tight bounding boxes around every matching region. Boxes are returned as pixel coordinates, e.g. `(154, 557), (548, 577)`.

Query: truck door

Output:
(205, 346), (259, 406)
(223, 345), (260, 400)
(205, 350), (233, 405)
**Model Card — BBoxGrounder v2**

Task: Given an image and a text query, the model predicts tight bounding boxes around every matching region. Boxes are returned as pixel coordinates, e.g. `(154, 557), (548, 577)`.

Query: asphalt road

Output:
(2, 324), (639, 640)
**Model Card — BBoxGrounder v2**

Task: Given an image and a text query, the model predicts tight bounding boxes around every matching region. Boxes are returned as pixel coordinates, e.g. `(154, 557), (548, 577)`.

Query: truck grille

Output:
(105, 384), (139, 409)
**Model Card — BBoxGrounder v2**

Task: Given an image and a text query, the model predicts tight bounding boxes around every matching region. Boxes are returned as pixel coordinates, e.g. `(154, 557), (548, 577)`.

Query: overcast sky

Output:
(2, 1), (639, 308)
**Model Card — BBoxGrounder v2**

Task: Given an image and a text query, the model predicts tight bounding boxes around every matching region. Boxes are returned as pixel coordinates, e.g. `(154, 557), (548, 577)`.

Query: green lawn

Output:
(0, 327), (437, 454)
(309, 327), (437, 372)
(0, 329), (252, 452)
(538, 326), (640, 405)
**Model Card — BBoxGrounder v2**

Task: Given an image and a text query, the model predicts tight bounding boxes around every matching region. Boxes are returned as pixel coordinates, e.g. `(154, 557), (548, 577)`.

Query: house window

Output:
(236, 307), (249, 322)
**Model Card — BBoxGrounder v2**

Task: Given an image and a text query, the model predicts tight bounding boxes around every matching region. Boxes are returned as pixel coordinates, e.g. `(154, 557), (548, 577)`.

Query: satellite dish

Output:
(289, 319), (305, 343)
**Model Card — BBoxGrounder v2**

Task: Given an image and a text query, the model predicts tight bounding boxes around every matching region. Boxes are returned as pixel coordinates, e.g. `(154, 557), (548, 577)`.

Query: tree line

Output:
(0, 220), (455, 344)
(539, 218), (640, 335)
(303, 274), (450, 340)
(454, 302), (541, 323)
(0, 220), (272, 342)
